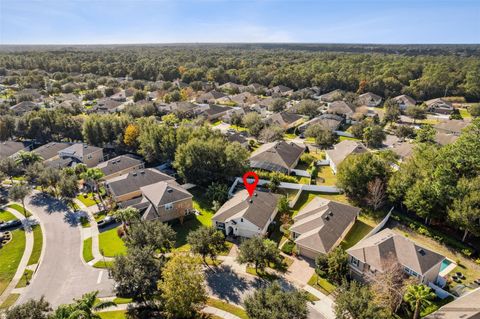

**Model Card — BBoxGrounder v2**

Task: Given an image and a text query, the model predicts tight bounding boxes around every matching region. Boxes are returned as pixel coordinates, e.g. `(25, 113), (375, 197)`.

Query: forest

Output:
(0, 44), (479, 101)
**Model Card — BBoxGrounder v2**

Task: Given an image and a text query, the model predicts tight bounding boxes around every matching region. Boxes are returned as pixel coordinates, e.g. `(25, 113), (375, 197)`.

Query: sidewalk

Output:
(0, 206), (35, 305)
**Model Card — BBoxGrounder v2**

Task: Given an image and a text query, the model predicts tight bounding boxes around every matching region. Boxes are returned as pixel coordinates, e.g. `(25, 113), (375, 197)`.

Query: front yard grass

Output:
(340, 220), (373, 250)
(8, 204), (31, 217)
(207, 298), (248, 319)
(97, 310), (126, 319)
(0, 228), (26, 295)
(0, 210), (16, 222)
(0, 293), (20, 310)
(76, 193), (98, 207)
(15, 269), (33, 288)
(307, 273), (337, 295)
(83, 237), (94, 262)
(99, 227), (126, 257)
(93, 260), (114, 269)
(458, 108), (471, 119)
(27, 224), (43, 266)
(112, 297), (132, 304)
(339, 136), (361, 142)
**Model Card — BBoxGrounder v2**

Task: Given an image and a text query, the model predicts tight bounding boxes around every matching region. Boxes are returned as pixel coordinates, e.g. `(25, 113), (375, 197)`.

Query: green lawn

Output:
(307, 273), (337, 295)
(246, 267), (279, 281)
(112, 297), (132, 304)
(291, 191), (348, 217)
(27, 224), (43, 265)
(316, 166), (337, 186)
(83, 237), (94, 262)
(0, 293), (20, 310)
(97, 310), (126, 319)
(15, 269), (33, 288)
(8, 204), (31, 217)
(211, 120), (222, 126)
(284, 133), (297, 140)
(420, 296), (454, 317)
(0, 210), (16, 222)
(230, 124), (247, 132)
(458, 108), (471, 119)
(0, 228), (26, 295)
(339, 136), (361, 142)
(93, 260), (114, 269)
(99, 227), (126, 257)
(207, 298), (248, 319)
(340, 220), (373, 250)
(76, 193), (98, 207)
(172, 187), (215, 251)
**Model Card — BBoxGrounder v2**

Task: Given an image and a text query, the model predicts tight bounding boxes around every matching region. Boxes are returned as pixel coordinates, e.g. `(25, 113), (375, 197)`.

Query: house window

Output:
(87, 155), (92, 159)
(165, 203), (173, 210)
(404, 266), (419, 277)
(241, 218), (243, 222)
(351, 256), (360, 267)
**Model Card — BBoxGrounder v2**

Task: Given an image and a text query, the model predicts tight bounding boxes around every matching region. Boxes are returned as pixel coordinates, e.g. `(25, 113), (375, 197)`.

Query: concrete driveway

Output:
(17, 193), (114, 307)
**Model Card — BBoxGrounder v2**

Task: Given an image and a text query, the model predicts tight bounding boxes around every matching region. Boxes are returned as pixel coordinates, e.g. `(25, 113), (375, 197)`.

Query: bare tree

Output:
(366, 178), (386, 211)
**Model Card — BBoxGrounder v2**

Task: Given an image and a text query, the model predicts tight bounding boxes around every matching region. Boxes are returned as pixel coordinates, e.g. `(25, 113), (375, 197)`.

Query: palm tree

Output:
(113, 207), (140, 235)
(55, 291), (116, 319)
(9, 183), (31, 216)
(15, 151), (43, 169)
(80, 168), (105, 206)
(403, 284), (436, 319)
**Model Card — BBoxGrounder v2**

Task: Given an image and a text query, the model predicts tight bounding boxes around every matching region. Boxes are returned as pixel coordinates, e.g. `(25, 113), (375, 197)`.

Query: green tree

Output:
(159, 254), (207, 319)
(133, 90), (146, 102)
(406, 105), (426, 123)
(383, 99), (401, 123)
(259, 125), (284, 142)
(268, 98), (286, 112)
(335, 280), (388, 319)
(15, 151), (43, 169)
(469, 104), (480, 117)
(9, 183), (31, 215)
(0, 157), (19, 182)
(244, 281), (309, 319)
(363, 125), (386, 148)
(243, 112), (264, 137)
(237, 237), (282, 273)
(111, 246), (162, 303)
(124, 220), (175, 253)
(415, 125), (436, 143)
(113, 207), (140, 235)
(206, 182), (229, 206)
(187, 226), (226, 266)
(295, 99), (321, 118)
(4, 297), (51, 319)
(277, 195), (290, 214)
(58, 173), (79, 200)
(66, 291), (116, 319)
(80, 168), (104, 205)
(305, 124), (337, 149)
(403, 284), (436, 319)
(327, 247), (349, 284)
(448, 176), (480, 241)
(394, 125), (415, 140)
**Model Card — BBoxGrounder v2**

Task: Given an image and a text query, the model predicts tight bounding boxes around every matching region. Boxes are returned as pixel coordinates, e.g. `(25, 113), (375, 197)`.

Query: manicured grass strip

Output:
(97, 310), (126, 319)
(340, 220), (373, 250)
(83, 237), (94, 263)
(306, 292), (320, 302)
(27, 224), (43, 266)
(80, 216), (91, 228)
(112, 297), (132, 304)
(207, 298), (248, 319)
(0, 210), (16, 222)
(8, 204), (31, 217)
(76, 193), (98, 207)
(93, 260), (114, 269)
(0, 228), (26, 295)
(99, 227), (126, 257)
(246, 267), (278, 281)
(15, 269), (33, 288)
(0, 293), (20, 309)
(307, 274), (336, 295)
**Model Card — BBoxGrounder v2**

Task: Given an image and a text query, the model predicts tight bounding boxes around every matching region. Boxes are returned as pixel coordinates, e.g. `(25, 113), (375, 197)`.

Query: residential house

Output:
(247, 83), (266, 94)
(347, 228), (445, 285)
(219, 82), (244, 93)
(162, 101), (202, 118)
(269, 85), (293, 96)
(225, 131), (249, 148)
(15, 89), (42, 101)
(267, 112), (304, 130)
(325, 140), (368, 174)
(425, 288), (480, 319)
(249, 141), (305, 174)
(316, 89), (344, 102)
(222, 107), (246, 123)
(392, 94), (416, 110)
(326, 101), (355, 119)
(358, 92), (382, 107)
(138, 181), (193, 223)
(297, 114), (343, 133)
(33, 142), (73, 162)
(58, 143), (104, 167)
(390, 142), (414, 162)
(290, 197), (360, 259)
(203, 104), (231, 121)
(425, 98), (454, 114)
(212, 190), (279, 238)
(10, 101), (38, 115)
(0, 141), (31, 160)
(110, 90), (128, 102)
(106, 168), (175, 203)
(229, 92), (259, 107)
(195, 90), (226, 104)
(91, 98), (123, 113)
(433, 119), (468, 136)
(435, 132), (458, 146)
(95, 155), (144, 180)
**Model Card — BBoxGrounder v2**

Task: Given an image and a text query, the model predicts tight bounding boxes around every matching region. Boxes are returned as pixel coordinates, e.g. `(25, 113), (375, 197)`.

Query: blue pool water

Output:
(440, 259), (452, 272)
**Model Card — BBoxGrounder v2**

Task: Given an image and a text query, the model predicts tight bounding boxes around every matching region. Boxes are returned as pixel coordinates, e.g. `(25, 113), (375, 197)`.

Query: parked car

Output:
(0, 219), (22, 231)
(97, 216), (115, 228)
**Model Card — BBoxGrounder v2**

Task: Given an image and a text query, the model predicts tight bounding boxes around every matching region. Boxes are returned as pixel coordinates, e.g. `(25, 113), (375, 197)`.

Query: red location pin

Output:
(243, 171), (259, 197)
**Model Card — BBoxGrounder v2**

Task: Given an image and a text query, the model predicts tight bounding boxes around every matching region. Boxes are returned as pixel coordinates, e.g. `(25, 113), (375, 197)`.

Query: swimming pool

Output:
(440, 259), (452, 272)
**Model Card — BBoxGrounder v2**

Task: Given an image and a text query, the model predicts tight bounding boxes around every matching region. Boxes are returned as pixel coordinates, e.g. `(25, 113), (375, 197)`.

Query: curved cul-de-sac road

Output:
(17, 192), (114, 307)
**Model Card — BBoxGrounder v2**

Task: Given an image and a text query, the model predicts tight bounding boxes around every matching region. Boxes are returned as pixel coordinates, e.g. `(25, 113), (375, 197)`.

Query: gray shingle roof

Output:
(106, 168), (174, 198)
(33, 142), (73, 161)
(326, 140), (368, 168)
(0, 141), (31, 159)
(347, 228), (445, 275)
(141, 181), (192, 207)
(268, 112), (303, 127)
(291, 197), (360, 254)
(96, 154), (143, 177)
(212, 190), (279, 229)
(61, 143), (102, 157)
(327, 101), (355, 116)
(250, 141), (305, 173)
(425, 288), (480, 319)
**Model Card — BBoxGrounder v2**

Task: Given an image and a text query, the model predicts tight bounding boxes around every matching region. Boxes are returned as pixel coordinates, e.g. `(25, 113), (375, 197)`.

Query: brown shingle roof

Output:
(106, 168), (174, 198)
(141, 181), (192, 207)
(250, 141), (305, 173)
(96, 155), (143, 177)
(326, 140), (368, 169)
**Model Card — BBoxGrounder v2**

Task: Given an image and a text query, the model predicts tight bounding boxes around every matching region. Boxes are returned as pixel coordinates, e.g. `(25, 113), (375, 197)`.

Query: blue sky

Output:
(1, 0), (479, 44)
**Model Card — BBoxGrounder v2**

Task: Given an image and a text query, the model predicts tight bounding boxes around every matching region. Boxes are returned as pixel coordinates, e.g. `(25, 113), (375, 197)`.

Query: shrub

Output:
(281, 241), (295, 255)
(461, 248), (473, 257)
(117, 226), (125, 238)
(300, 153), (315, 166)
(254, 170), (297, 183)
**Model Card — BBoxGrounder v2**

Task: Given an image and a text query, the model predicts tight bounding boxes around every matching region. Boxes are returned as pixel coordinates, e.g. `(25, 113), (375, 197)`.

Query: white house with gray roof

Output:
(325, 140), (368, 174)
(212, 190), (279, 238)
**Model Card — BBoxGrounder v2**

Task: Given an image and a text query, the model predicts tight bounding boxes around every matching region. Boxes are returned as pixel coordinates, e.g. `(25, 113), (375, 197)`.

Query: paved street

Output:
(17, 193), (114, 307)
